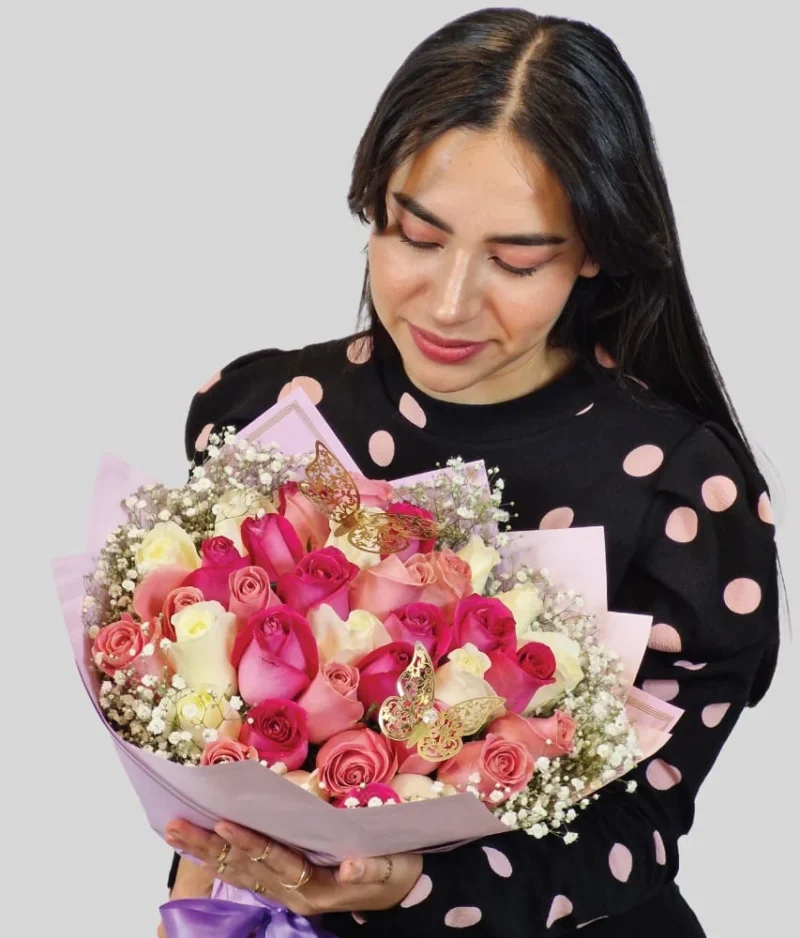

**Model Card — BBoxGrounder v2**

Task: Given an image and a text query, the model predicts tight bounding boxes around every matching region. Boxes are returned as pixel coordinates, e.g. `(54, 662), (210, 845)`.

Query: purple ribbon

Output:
(159, 895), (336, 938)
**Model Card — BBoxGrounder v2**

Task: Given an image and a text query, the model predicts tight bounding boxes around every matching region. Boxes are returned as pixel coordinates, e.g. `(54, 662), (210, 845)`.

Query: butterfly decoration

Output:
(297, 440), (440, 555)
(378, 641), (505, 762)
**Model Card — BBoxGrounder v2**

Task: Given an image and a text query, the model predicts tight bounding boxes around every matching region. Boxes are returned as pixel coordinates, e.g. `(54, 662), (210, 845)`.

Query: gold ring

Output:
(379, 856), (393, 884)
(216, 842), (232, 863)
(251, 842), (273, 863)
(252, 881), (266, 895)
(217, 859), (228, 875)
(280, 858), (313, 892)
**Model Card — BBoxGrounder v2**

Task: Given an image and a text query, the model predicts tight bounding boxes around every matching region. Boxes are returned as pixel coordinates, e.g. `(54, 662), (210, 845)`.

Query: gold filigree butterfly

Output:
(378, 641), (505, 762)
(297, 441), (439, 555)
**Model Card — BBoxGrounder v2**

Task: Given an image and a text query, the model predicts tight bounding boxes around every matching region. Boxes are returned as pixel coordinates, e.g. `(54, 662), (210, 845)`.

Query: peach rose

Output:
(296, 661), (365, 744)
(488, 710), (576, 761)
(437, 734), (534, 805)
(316, 726), (398, 800)
(92, 613), (168, 681)
(349, 555), (425, 620)
(278, 482), (331, 551)
(200, 738), (259, 765)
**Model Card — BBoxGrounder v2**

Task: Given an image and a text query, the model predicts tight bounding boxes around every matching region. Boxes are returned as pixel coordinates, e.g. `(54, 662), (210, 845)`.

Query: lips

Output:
(408, 324), (487, 364)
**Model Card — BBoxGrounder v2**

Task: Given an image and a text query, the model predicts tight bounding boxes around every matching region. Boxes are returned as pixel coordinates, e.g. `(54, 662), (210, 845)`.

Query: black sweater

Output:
(168, 324), (779, 937)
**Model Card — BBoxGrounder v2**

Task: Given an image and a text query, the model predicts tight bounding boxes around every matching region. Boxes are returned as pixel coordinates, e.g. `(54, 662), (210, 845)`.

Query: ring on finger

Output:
(253, 881), (266, 895)
(251, 842), (273, 864)
(280, 858), (313, 892)
(217, 859), (229, 875)
(379, 856), (394, 884)
(216, 841), (232, 864)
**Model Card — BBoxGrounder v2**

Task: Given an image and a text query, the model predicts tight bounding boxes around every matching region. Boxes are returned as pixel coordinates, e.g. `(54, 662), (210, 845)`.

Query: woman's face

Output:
(368, 128), (600, 404)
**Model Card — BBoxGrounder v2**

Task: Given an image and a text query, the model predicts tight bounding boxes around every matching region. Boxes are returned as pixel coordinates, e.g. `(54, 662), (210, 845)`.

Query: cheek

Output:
(368, 237), (424, 310)
(492, 273), (574, 343)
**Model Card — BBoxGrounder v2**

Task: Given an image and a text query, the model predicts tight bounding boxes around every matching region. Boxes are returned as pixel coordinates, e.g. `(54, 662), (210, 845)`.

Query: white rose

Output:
(520, 631), (584, 714)
(175, 689), (241, 748)
(455, 535), (500, 594)
(167, 600), (238, 696)
(307, 604), (392, 665)
(324, 507), (384, 570)
(213, 488), (275, 554)
(135, 520), (201, 575)
(391, 774), (457, 802)
(497, 582), (544, 638)
(435, 643), (499, 708)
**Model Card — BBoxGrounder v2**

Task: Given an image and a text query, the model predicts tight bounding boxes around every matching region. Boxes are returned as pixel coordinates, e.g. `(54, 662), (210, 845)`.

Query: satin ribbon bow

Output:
(159, 896), (335, 938)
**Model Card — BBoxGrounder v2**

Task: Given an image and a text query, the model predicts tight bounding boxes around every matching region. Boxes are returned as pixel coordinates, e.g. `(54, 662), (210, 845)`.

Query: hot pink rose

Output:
(133, 566), (190, 623)
(278, 482), (331, 551)
(349, 555), (425, 620)
(452, 594), (517, 655)
(91, 613), (169, 681)
(485, 642), (557, 714)
(277, 547), (360, 619)
(296, 661), (364, 744)
(241, 514), (305, 582)
(333, 782), (400, 808)
(161, 585), (205, 641)
(231, 605), (319, 704)
(228, 566), (278, 624)
(238, 698), (308, 770)
(384, 502), (437, 563)
(181, 536), (250, 608)
(437, 734), (534, 804)
(316, 726), (398, 799)
(355, 641), (414, 714)
(383, 602), (452, 663)
(200, 738), (260, 765)
(351, 473), (394, 509)
(488, 710), (576, 760)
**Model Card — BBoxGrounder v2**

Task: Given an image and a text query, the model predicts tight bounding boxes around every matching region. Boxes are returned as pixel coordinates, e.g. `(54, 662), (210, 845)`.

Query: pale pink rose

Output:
(437, 734), (534, 804)
(91, 613), (169, 681)
(162, 585), (205, 642)
(278, 482), (331, 551)
(296, 661), (365, 744)
(350, 473), (394, 509)
(349, 555), (424, 620)
(200, 738), (259, 765)
(228, 566), (278, 624)
(488, 710), (576, 760)
(316, 726), (398, 799)
(133, 566), (190, 623)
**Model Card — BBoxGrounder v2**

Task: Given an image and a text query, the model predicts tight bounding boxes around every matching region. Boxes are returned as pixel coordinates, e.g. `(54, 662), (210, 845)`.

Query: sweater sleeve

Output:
(322, 422), (781, 936)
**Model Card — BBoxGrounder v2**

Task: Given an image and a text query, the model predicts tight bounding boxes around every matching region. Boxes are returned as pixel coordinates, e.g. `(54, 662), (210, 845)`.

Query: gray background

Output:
(4, 1), (797, 933)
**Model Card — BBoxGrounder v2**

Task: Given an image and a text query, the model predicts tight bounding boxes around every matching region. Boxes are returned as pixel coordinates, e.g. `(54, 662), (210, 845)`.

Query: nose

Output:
(430, 248), (482, 327)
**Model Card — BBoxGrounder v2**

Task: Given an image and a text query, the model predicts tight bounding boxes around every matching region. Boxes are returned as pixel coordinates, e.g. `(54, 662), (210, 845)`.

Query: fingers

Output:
(338, 855), (392, 886)
(157, 925), (166, 938)
(165, 820), (229, 869)
(214, 821), (304, 887)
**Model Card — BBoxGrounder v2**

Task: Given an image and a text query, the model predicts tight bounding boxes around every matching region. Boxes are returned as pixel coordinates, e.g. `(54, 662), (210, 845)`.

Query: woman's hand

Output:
(164, 817), (423, 916)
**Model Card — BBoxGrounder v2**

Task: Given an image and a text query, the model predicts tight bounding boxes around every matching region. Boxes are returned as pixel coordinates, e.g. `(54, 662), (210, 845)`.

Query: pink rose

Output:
(277, 546), (360, 619)
(316, 726), (398, 799)
(91, 613), (168, 681)
(200, 738), (260, 765)
(296, 661), (365, 744)
(452, 594), (517, 655)
(351, 473), (394, 509)
(349, 555), (425, 620)
(242, 514), (305, 582)
(238, 698), (309, 770)
(278, 482), (331, 551)
(133, 566), (191, 623)
(355, 641), (414, 714)
(437, 734), (534, 804)
(228, 566), (278, 624)
(384, 502), (437, 563)
(181, 536), (250, 608)
(161, 585), (205, 641)
(231, 605), (319, 704)
(489, 710), (576, 760)
(383, 602), (452, 663)
(333, 782), (400, 808)
(485, 642), (557, 714)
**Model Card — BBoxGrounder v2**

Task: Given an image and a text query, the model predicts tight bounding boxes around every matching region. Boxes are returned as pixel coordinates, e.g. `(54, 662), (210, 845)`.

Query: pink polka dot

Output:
(400, 873), (433, 908)
(665, 506), (698, 543)
(577, 917), (609, 929)
(351, 912), (366, 925)
(648, 623), (682, 653)
(702, 475), (738, 512)
(198, 371), (221, 393)
(546, 895), (573, 928)
(702, 702), (731, 728)
(653, 830), (667, 865)
(399, 392), (427, 428)
(594, 344), (616, 368)
(346, 335), (373, 364)
(278, 376), (323, 405)
(724, 578), (762, 614)
(482, 846), (512, 878)
(608, 843), (633, 883)
(539, 506), (575, 530)
(576, 403), (594, 415)
(368, 430), (395, 467)
(194, 423), (214, 452)
(758, 492), (774, 524)
(444, 907), (482, 928)
(674, 660), (706, 670)
(642, 679), (679, 702)
(623, 444), (664, 477)
(646, 758), (682, 791)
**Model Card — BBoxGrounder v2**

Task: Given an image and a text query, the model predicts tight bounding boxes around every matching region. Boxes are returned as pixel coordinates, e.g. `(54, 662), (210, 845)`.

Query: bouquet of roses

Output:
(54, 389), (682, 872)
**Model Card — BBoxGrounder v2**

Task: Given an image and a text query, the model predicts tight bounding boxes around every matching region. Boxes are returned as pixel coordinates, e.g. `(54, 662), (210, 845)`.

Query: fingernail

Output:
(349, 861), (365, 881)
(216, 825), (234, 841)
(166, 834), (183, 847)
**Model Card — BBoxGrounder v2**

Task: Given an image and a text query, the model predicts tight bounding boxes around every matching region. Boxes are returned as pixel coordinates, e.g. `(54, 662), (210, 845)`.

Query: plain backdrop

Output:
(3, 1), (797, 933)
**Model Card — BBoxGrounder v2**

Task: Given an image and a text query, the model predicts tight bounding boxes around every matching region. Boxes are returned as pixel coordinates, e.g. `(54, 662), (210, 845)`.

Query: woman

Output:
(159, 8), (782, 936)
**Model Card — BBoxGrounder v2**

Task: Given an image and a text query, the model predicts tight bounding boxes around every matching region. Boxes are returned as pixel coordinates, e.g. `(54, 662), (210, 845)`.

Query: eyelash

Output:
(397, 231), (543, 278)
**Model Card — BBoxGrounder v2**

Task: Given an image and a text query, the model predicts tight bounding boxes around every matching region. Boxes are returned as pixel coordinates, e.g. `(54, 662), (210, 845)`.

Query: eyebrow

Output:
(392, 191), (568, 247)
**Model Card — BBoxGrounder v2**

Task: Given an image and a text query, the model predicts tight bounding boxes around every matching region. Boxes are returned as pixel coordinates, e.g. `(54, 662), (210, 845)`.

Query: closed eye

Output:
(397, 230), (544, 278)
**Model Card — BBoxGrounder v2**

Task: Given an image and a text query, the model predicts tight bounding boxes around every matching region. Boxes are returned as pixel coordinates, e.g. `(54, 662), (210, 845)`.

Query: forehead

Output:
(387, 128), (571, 228)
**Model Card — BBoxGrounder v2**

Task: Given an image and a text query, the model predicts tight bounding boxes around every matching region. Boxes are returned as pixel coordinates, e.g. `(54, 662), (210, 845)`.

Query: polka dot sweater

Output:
(169, 324), (780, 937)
